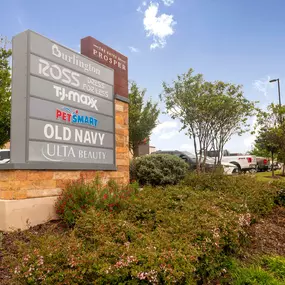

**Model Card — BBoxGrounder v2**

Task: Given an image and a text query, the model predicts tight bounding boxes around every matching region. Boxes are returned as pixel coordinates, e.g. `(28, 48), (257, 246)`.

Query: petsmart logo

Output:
(56, 107), (98, 128)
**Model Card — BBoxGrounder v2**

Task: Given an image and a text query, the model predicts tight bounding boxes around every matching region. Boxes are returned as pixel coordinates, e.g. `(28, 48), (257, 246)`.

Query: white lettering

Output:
(38, 59), (80, 87)
(67, 147), (75, 158)
(50, 64), (61, 80)
(84, 131), (91, 144)
(91, 132), (98, 144)
(52, 43), (101, 76)
(63, 127), (71, 141)
(75, 129), (83, 143)
(44, 124), (54, 139)
(54, 125), (62, 140)
(98, 133), (105, 145)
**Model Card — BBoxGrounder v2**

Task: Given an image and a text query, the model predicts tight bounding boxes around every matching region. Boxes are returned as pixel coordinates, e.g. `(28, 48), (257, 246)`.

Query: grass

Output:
(255, 170), (285, 182)
(230, 255), (285, 285)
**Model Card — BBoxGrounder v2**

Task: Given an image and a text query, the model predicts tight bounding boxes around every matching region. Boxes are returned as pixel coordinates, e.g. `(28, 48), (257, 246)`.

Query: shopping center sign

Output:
(9, 30), (115, 170)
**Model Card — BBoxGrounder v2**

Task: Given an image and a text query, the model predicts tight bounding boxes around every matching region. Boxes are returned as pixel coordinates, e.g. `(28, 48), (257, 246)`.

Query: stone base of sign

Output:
(0, 197), (58, 231)
(0, 100), (130, 231)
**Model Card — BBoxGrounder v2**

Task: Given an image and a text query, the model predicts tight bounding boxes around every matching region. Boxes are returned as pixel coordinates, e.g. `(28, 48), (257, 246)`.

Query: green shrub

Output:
(4, 174), (283, 284)
(55, 177), (139, 227)
(132, 154), (188, 186)
(183, 173), (279, 216)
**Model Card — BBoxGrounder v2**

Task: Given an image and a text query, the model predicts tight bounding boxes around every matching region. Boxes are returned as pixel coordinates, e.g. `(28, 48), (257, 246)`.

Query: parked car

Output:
(152, 150), (238, 174)
(256, 157), (270, 172)
(269, 161), (281, 171)
(207, 150), (257, 173)
(0, 149), (10, 164)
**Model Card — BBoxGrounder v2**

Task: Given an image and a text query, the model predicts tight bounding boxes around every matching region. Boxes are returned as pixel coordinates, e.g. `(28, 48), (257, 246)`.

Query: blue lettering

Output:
(94, 118), (98, 127)
(85, 116), (89, 124)
(78, 115), (84, 124)
(89, 117), (94, 126)
(72, 114), (77, 123)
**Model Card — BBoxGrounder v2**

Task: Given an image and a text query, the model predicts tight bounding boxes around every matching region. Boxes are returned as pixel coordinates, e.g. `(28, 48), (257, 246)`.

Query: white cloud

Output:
(153, 121), (178, 134)
(137, 6), (143, 13)
(162, 0), (175, 6)
(128, 46), (140, 53)
(159, 130), (177, 139)
(153, 120), (180, 140)
(244, 135), (256, 149)
(143, 2), (176, 49)
(253, 75), (273, 97)
(142, 1), (147, 6)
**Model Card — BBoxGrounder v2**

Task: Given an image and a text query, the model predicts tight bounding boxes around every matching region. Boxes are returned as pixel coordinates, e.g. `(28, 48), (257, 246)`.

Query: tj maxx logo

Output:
(53, 85), (98, 110)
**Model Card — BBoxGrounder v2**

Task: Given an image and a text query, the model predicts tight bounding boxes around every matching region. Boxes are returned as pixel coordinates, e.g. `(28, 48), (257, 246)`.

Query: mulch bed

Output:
(247, 206), (285, 256)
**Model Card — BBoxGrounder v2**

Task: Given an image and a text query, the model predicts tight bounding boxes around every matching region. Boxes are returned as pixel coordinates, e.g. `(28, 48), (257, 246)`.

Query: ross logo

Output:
(56, 107), (98, 127)
(38, 58), (80, 87)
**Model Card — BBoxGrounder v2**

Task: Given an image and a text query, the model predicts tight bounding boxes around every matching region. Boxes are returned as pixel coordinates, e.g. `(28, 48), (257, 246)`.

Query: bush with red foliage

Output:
(55, 176), (139, 227)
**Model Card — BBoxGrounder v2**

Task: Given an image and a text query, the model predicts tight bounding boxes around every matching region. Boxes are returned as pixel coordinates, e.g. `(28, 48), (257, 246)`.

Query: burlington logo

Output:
(56, 107), (98, 127)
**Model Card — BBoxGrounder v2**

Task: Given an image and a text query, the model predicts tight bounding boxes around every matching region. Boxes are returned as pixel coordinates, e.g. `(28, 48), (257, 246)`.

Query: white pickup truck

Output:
(208, 150), (257, 173)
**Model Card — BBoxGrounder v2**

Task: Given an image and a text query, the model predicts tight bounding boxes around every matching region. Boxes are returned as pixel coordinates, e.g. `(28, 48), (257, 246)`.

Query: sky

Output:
(1, 0), (285, 154)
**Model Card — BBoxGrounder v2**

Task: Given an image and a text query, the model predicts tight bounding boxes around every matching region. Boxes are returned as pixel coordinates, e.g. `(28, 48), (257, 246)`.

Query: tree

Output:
(209, 81), (256, 164)
(160, 68), (255, 172)
(254, 127), (281, 177)
(249, 144), (271, 158)
(0, 36), (12, 148)
(129, 81), (160, 157)
(253, 104), (285, 177)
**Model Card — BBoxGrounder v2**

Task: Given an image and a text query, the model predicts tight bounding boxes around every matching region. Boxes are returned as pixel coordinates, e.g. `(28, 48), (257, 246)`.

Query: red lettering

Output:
(56, 109), (62, 119)
(62, 112), (67, 121)
(67, 113), (72, 122)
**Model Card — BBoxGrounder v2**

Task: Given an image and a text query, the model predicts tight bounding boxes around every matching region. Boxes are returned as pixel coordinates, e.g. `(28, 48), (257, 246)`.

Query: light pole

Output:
(269, 78), (281, 106)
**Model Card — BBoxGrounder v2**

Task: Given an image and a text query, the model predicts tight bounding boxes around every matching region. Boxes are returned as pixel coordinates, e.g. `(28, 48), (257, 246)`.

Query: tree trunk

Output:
(283, 162), (285, 176)
(271, 151), (275, 178)
(133, 145), (139, 158)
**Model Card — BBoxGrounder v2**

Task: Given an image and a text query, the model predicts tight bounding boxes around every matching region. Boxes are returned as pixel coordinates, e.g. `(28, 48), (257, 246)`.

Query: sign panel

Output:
(29, 97), (114, 133)
(30, 76), (114, 116)
(10, 30), (116, 170)
(30, 54), (114, 100)
(81, 36), (128, 99)
(29, 31), (113, 85)
(29, 119), (114, 148)
(29, 141), (114, 164)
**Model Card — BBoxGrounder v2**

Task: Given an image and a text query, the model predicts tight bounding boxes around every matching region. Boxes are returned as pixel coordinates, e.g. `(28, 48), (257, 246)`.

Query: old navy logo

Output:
(54, 85), (98, 111)
(56, 107), (98, 127)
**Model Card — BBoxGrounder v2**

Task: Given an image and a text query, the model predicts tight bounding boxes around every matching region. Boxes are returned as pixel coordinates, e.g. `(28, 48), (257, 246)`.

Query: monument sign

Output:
(81, 36), (128, 100)
(9, 30), (116, 170)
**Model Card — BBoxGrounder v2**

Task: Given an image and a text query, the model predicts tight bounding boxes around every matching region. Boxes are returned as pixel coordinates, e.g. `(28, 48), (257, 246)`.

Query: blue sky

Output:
(1, 0), (285, 154)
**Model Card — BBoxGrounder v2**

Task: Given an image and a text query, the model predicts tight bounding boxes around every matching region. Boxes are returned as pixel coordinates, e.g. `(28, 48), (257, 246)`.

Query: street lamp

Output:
(269, 78), (281, 106)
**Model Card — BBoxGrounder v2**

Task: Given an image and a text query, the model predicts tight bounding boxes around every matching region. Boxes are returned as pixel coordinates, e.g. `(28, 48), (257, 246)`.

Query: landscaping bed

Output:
(0, 174), (284, 284)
